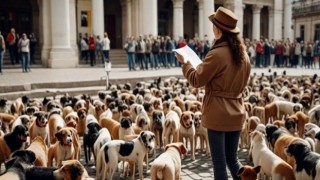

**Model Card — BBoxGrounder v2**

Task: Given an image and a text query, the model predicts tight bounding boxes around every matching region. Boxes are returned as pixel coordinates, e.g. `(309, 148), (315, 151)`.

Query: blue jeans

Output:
(21, 52), (30, 72)
(0, 50), (4, 73)
(152, 53), (159, 69)
(127, 52), (135, 70)
(103, 50), (109, 62)
(208, 129), (242, 180)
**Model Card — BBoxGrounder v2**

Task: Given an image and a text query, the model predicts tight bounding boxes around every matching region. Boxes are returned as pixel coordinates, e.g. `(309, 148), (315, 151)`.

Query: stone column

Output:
(40, 0), (51, 67)
(268, 7), (274, 39)
(273, 0), (283, 40)
(284, 0), (292, 41)
(126, 0), (132, 37)
(140, 0), (158, 36)
(202, 0), (214, 40)
(69, 0), (78, 52)
(234, 0), (244, 35)
(252, 4), (262, 40)
(197, 0), (204, 39)
(172, 0), (184, 40)
(92, 0), (104, 38)
(49, 0), (77, 68)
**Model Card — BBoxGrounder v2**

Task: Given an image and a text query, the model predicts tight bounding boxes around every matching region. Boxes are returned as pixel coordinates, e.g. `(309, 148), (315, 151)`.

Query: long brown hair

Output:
(217, 31), (246, 66)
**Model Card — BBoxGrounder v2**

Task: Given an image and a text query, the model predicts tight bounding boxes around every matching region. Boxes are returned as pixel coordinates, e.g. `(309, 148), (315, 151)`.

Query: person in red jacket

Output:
(6, 28), (17, 65)
(274, 41), (284, 67)
(88, 34), (96, 66)
(255, 40), (263, 68)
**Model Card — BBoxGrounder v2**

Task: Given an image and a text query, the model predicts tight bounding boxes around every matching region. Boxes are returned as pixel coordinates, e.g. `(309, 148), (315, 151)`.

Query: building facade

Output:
(292, 0), (320, 43)
(0, 0), (293, 68)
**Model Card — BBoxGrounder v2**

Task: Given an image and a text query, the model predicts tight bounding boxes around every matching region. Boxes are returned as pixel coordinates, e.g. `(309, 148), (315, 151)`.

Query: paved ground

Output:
(0, 66), (319, 179)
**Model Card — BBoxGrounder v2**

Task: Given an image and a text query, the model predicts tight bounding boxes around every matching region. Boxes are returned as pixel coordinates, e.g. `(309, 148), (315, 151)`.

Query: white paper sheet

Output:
(173, 45), (202, 69)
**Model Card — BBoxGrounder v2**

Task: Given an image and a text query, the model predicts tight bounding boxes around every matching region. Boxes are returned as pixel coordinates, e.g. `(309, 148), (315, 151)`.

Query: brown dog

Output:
(151, 142), (187, 180)
(179, 111), (195, 160)
(237, 165), (261, 180)
(47, 127), (80, 167)
(76, 107), (87, 136)
(26, 136), (48, 167)
(274, 134), (302, 167)
(54, 160), (94, 180)
(0, 113), (16, 126)
(287, 111), (309, 138)
(48, 109), (65, 144)
(99, 117), (120, 139)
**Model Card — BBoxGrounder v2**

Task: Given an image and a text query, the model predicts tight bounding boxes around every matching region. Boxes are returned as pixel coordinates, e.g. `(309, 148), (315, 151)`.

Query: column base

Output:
(41, 47), (51, 67)
(48, 48), (78, 68)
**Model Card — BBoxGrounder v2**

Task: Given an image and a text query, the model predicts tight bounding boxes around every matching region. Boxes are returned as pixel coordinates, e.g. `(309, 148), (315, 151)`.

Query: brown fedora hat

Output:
(208, 7), (240, 33)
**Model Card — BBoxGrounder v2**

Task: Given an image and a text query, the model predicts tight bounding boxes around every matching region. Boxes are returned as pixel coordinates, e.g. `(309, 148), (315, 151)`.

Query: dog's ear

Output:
(254, 165), (261, 174)
(237, 166), (245, 176)
(179, 143), (187, 155)
(190, 112), (195, 120)
(55, 131), (63, 141)
(4, 157), (17, 170)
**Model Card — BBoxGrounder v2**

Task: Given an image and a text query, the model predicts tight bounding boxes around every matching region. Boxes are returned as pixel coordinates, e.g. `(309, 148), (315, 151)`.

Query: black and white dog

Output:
(84, 122), (101, 164)
(98, 131), (155, 180)
(285, 140), (320, 179)
(0, 150), (36, 179)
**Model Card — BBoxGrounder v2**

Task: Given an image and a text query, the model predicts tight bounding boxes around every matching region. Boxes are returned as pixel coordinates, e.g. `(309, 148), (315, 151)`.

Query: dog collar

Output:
(36, 120), (47, 128)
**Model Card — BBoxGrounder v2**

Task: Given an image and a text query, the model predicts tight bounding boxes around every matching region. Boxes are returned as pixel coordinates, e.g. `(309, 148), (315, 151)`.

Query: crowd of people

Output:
(79, 32), (111, 67)
(246, 38), (320, 69)
(0, 28), (37, 74)
(123, 34), (211, 71)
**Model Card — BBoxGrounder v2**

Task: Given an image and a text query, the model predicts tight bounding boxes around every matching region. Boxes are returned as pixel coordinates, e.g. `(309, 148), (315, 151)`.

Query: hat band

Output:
(214, 17), (236, 29)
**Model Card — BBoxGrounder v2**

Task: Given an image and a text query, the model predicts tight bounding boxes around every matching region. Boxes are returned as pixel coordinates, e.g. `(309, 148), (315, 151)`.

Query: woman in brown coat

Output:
(176, 7), (251, 180)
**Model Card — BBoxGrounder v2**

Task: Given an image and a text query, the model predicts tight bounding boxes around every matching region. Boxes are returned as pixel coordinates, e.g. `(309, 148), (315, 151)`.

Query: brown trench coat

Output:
(182, 41), (251, 131)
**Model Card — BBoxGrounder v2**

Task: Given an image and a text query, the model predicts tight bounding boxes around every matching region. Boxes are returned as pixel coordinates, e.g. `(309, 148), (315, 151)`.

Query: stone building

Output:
(0, 0), (292, 68)
(292, 0), (320, 43)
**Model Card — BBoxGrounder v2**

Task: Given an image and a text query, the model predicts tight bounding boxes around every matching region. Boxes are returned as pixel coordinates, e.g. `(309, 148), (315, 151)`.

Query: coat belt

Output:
(212, 91), (242, 99)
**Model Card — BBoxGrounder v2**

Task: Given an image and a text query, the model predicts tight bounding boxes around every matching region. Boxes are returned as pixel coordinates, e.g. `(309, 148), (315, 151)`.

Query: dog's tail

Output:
(151, 162), (166, 179)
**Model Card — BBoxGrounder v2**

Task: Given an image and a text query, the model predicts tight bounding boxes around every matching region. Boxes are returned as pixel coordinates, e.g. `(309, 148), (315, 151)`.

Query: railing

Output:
(292, 1), (320, 16)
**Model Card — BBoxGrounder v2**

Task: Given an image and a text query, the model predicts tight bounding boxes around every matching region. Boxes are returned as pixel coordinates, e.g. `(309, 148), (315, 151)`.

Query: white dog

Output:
(94, 128), (112, 179)
(249, 130), (295, 180)
(163, 110), (180, 146)
(100, 131), (155, 180)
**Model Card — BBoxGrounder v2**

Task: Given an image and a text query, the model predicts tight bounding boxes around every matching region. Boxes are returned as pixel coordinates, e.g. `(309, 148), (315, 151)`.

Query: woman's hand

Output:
(175, 52), (185, 64)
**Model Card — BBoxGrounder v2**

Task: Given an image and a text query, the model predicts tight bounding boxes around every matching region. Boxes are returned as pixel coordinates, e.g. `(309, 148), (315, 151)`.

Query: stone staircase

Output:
(3, 48), (128, 68)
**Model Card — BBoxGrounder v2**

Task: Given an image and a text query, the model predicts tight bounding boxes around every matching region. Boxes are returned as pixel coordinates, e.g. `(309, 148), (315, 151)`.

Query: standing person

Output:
(274, 41), (284, 68)
(124, 36), (136, 71)
(80, 36), (88, 63)
(159, 36), (167, 68)
(102, 32), (110, 62)
(0, 31), (5, 74)
(88, 34), (96, 66)
(283, 41), (290, 67)
(306, 42), (313, 69)
(294, 40), (301, 68)
(248, 42), (256, 65)
(29, 33), (37, 65)
(314, 40), (320, 69)
(203, 40), (211, 59)
(151, 37), (160, 69)
(255, 40), (263, 68)
(95, 35), (103, 63)
(136, 35), (146, 70)
(6, 28), (16, 65)
(145, 37), (153, 69)
(19, 33), (30, 72)
(165, 36), (173, 68)
(263, 39), (270, 67)
(175, 7), (250, 180)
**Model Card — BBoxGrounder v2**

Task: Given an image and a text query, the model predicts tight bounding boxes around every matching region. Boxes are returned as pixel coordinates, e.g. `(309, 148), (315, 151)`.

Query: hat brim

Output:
(208, 14), (240, 34)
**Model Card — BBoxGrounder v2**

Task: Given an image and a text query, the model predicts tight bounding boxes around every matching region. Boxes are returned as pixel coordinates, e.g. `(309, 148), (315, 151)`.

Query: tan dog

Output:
(151, 142), (187, 180)
(194, 111), (210, 156)
(274, 134), (302, 167)
(252, 106), (265, 124)
(163, 110), (180, 146)
(62, 106), (73, 120)
(135, 113), (150, 131)
(99, 117), (120, 139)
(179, 111), (195, 160)
(0, 113), (16, 126)
(76, 107), (87, 136)
(48, 108), (65, 144)
(237, 165), (261, 180)
(287, 111), (309, 138)
(47, 127), (80, 167)
(26, 136), (48, 167)
(10, 99), (25, 117)
(245, 116), (261, 149)
(65, 112), (79, 127)
(11, 115), (32, 131)
(54, 160), (94, 180)
(29, 111), (50, 146)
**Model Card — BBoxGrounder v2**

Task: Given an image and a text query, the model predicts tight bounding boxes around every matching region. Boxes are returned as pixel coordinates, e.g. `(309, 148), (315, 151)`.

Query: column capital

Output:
(172, 0), (185, 8)
(253, 4), (263, 14)
(197, 0), (204, 9)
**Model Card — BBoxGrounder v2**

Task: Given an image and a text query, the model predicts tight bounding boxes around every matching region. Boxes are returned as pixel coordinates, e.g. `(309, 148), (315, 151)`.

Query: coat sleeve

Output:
(182, 49), (223, 88)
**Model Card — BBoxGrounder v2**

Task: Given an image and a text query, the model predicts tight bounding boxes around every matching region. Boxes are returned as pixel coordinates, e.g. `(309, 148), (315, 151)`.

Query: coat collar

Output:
(211, 41), (228, 50)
